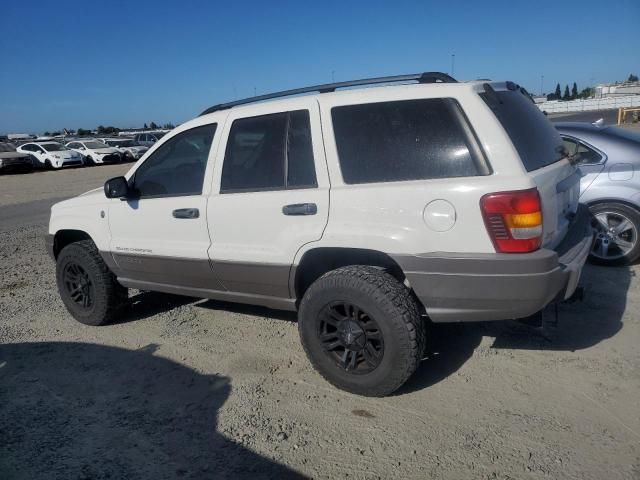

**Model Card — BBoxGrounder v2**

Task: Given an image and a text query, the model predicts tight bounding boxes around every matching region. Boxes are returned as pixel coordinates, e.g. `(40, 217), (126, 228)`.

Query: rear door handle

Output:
(172, 208), (199, 219)
(282, 203), (317, 216)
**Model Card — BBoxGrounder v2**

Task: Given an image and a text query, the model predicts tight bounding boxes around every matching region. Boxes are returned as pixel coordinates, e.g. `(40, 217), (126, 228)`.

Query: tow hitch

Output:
(518, 286), (586, 335)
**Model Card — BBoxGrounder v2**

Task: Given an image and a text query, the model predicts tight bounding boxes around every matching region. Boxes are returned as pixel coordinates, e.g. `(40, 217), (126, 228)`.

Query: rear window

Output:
(480, 86), (565, 171)
(331, 98), (489, 184)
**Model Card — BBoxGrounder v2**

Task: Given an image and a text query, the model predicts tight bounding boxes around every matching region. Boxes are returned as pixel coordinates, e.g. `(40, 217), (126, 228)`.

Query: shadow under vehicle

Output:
(0, 342), (305, 479)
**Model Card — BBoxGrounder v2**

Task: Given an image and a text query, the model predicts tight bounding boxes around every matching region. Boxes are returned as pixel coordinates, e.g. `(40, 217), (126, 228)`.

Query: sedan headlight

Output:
(53, 154), (60, 159)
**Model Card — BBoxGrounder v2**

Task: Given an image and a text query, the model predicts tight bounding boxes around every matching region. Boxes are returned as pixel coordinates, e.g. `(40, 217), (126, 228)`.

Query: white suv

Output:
(47, 73), (593, 396)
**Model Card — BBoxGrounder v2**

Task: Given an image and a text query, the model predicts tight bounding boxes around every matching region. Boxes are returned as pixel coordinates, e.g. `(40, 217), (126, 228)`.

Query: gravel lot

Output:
(1, 165), (638, 479)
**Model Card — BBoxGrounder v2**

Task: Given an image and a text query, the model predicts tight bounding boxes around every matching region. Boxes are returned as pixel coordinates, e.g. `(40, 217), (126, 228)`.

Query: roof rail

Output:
(200, 72), (457, 116)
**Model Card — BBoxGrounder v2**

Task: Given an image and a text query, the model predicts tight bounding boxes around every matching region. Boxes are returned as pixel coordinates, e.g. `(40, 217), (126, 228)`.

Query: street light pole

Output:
(540, 75), (544, 96)
(451, 54), (455, 77)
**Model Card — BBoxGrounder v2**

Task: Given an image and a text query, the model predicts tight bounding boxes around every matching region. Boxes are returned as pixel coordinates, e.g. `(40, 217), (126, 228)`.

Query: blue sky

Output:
(1, 0), (638, 133)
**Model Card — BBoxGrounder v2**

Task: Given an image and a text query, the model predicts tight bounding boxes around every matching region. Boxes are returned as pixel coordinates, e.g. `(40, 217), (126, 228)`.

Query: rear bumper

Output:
(394, 205), (594, 323)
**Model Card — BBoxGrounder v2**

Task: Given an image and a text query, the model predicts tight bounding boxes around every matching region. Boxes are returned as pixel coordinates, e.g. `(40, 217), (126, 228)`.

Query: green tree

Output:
(571, 82), (578, 99)
(579, 87), (593, 99)
(143, 123), (148, 129)
(563, 85), (571, 100)
(149, 122), (158, 130)
(163, 123), (175, 129)
(554, 83), (561, 99)
(43, 131), (51, 136)
(629, 74), (639, 82)
(77, 128), (92, 136)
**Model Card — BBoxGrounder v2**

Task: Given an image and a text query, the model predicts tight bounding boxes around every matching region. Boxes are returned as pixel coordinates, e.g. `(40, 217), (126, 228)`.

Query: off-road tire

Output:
(298, 265), (426, 397)
(589, 202), (640, 266)
(56, 240), (127, 326)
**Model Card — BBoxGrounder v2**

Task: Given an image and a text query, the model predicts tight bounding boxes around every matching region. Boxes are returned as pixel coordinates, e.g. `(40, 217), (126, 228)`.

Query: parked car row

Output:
(0, 133), (161, 172)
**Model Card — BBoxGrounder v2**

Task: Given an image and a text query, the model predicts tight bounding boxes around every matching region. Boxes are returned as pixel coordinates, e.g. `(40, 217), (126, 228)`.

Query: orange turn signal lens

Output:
(505, 212), (542, 228)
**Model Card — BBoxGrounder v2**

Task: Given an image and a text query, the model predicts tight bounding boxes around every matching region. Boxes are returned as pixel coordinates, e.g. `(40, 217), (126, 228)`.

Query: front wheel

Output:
(298, 266), (426, 397)
(56, 240), (127, 325)
(589, 202), (640, 265)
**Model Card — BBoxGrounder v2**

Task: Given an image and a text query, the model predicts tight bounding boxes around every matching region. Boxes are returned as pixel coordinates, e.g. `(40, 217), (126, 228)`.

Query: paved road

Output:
(548, 109), (618, 125)
(0, 196), (69, 232)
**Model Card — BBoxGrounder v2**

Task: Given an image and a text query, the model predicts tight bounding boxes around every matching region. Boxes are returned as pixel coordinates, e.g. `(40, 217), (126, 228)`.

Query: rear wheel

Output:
(589, 202), (640, 265)
(56, 240), (127, 325)
(298, 266), (426, 397)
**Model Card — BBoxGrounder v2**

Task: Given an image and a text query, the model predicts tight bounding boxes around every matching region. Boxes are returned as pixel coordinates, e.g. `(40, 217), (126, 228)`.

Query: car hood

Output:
(56, 151), (80, 159)
(52, 187), (106, 210)
(89, 147), (119, 154)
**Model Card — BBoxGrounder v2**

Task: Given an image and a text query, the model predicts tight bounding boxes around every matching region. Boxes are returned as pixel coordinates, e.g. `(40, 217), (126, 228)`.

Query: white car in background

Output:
(99, 138), (148, 162)
(65, 140), (123, 166)
(16, 142), (83, 169)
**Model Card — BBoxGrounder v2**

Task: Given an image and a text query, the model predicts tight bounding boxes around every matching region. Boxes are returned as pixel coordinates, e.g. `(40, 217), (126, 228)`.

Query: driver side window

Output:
(133, 124), (217, 198)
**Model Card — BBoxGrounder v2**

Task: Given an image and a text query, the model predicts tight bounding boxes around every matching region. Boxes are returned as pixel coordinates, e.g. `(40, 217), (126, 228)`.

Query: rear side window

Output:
(331, 98), (488, 184)
(480, 86), (565, 171)
(221, 110), (317, 193)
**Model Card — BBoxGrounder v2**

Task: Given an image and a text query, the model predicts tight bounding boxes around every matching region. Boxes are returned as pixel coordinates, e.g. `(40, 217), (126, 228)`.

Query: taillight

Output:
(480, 188), (543, 253)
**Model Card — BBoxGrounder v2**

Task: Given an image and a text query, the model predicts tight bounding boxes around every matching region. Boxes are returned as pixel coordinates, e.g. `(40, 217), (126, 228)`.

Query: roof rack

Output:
(200, 72), (457, 116)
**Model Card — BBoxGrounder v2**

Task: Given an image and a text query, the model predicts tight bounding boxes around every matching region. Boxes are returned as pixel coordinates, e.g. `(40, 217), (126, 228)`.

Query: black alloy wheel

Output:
(318, 302), (384, 374)
(62, 262), (95, 309)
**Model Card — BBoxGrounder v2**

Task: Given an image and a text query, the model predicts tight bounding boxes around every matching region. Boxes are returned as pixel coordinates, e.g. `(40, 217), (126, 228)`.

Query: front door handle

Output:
(282, 203), (317, 216)
(172, 208), (199, 219)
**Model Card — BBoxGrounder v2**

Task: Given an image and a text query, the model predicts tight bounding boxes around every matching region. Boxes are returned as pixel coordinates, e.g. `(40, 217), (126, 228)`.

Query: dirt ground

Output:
(0, 165), (638, 479)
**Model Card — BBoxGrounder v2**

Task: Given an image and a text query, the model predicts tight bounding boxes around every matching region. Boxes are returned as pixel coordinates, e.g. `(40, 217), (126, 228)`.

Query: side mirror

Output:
(104, 176), (130, 199)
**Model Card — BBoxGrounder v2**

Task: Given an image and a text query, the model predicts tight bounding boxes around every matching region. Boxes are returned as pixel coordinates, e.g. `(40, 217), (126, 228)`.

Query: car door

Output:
(107, 123), (224, 290)
(31, 145), (48, 165)
(207, 99), (329, 300)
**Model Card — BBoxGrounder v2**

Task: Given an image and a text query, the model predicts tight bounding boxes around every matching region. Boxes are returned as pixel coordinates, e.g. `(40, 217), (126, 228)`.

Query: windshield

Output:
(480, 86), (566, 171)
(84, 141), (108, 149)
(107, 139), (134, 147)
(42, 143), (68, 152)
(0, 143), (17, 152)
(153, 132), (166, 139)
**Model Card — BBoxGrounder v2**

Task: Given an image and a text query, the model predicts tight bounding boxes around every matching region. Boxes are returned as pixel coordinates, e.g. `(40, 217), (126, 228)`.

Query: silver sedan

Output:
(555, 122), (640, 265)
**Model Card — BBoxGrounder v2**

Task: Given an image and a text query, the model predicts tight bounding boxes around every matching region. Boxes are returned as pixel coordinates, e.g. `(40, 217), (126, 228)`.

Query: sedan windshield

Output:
(107, 139), (134, 147)
(42, 143), (68, 152)
(84, 141), (108, 149)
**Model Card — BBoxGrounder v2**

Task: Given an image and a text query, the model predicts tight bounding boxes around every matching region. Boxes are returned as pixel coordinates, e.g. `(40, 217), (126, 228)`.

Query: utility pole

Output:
(331, 70), (335, 82)
(540, 75), (544, 96)
(451, 54), (455, 77)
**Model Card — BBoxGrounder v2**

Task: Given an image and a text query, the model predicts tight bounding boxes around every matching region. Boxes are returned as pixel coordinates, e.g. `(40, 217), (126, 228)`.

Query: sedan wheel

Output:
(589, 203), (640, 265)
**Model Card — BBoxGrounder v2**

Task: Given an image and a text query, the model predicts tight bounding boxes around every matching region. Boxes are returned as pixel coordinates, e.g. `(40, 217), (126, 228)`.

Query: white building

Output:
(595, 82), (640, 98)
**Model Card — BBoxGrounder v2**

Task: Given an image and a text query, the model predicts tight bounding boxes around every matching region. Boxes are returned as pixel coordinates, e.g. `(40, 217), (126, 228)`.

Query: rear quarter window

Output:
(480, 86), (565, 172)
(331, 98), (489, 184)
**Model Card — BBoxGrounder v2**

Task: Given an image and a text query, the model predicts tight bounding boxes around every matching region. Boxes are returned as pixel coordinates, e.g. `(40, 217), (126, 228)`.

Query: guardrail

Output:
(537, 95), (640, 114)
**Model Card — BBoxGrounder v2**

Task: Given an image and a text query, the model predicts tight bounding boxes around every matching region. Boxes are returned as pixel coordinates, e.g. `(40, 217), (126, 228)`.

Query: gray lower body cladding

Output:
(103, 252), (295, 311)
(393, 205), (594, 323)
